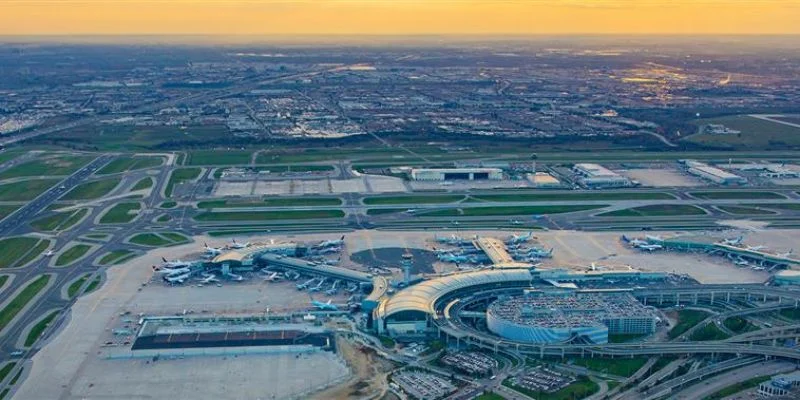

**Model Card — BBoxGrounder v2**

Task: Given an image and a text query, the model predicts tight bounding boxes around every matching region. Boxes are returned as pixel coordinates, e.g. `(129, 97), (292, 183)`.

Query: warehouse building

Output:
(683, 160), (747, 185)
(410, 168), (503, 181)
(572, 163), (631, 188)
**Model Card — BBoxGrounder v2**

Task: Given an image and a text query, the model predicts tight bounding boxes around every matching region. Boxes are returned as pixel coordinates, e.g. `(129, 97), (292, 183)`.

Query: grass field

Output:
(159, 201), (177, 209)
(33, 124), (232, 151)
(197, 197), (342, 209)
(723, 316), (760, 334)
(0, 363), (15, 384)
(425, 205), (606, 217)
(0, 178), (60, 201)
(779, 308), (800, 320)
(686, 114), (800, 149)
(60, 178), (120, 200)
(0, 205), (20, 221)
(185, 150), (253, 166)
(474, 392), (505, 400)
(0, 151), (22, 164)
(0, 275), (50, 332)
(97, 156), (163, 174)
(156, 214), (172, 223)
(0, 275), (7, 291)
(755, 203), (800, 211)
(571, 357), (649, 377)
(194, 209), (345, 222)
(608, 333), (648, 343)
(98, 250), (136, 265)
(690, 191), (785, 200)
(716, 205), (777, 215)
(99, 202), (141, 224)
(669, 309), (710, 339)
(24, 310), (59, 347)
(469, 192), (675, 202)
(702, 375), (771, 400)
(689, 323), (730, 341)
(363, 195), (465, 205)
(85, 275), (102, 293)
(30, 208), (88, 232)
(67, 274), (91, 298)
(54, 244), (92, 267)
(165, 167), (201, 197)
(0, 237), (49, 269)
(131, 177), (154, 191)
(504, 375), (599, 400)
(0, 155), (93, 180)
(366, 208), (407, 216)
(83, 233), (110, 240)
(599, 205), (707, 217)
(129, 232), (189, 247)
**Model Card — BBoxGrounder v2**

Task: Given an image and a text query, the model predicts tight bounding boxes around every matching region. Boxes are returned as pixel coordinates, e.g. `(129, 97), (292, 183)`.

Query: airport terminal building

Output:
(410, 168), (503, 181)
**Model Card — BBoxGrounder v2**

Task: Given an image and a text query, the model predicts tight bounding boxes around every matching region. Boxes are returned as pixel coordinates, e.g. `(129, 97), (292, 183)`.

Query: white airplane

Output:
(228, 238), (250, 249)
(645, 235), (663, 242)
(200, 274), (219, 284)
(153, 265), (191, 275)
(734, 258), (750, 267)
(778, 249), (794, 258)
(204, 243), (223, 256)
(225, 272), (244, 282)
(44, 250), (55, 257)
(161, 257), (190, 268)
(316, 235), (345, 249)
(311, 299), (338, 311)
(752, 266), (766, 271)
(721, 236), (744, 246)
(746, 245), (767, 252)
(264, 272), (281, 282)
(506, 232), (533, 245)
(637, 244), (663, 252)
(164, 272), (191, 284)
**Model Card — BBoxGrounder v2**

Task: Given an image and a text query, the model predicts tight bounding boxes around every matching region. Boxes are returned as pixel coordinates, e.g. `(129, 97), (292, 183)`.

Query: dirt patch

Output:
(312, 336), (396, 400)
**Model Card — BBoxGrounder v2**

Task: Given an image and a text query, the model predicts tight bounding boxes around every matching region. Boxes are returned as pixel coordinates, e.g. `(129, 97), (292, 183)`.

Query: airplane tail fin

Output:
(621, 235), (630, 242)
(340, 235), (345, 240)
(162, 257), (167, 262)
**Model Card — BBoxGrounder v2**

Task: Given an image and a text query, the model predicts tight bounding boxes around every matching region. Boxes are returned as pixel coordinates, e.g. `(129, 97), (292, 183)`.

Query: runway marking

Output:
(587, 234), (612, 255)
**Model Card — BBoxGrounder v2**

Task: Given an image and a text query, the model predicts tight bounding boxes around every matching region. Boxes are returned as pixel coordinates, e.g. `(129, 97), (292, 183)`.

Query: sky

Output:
(0, 0), (799, 36)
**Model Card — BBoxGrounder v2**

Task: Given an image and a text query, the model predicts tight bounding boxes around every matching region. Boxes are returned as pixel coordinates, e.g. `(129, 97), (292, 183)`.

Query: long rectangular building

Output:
(411, 168), (503, 181)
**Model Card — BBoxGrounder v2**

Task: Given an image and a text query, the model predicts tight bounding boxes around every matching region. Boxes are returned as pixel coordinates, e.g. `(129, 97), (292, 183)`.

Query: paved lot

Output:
(623, 168), (704, 187)
(66, 352), (349, 400)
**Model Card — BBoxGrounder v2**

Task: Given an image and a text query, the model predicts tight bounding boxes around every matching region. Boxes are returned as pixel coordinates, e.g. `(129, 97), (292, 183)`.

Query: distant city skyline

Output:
(1, 0), (799, 36)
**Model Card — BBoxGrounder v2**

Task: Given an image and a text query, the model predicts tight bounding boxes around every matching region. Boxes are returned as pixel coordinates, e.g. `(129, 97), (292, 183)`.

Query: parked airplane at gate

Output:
(311, 299), (338, 311)
(506, 231), (533, 245)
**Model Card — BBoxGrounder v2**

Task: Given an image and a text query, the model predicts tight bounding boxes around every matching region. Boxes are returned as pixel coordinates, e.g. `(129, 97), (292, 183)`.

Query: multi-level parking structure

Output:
(372, 268), (800, 360)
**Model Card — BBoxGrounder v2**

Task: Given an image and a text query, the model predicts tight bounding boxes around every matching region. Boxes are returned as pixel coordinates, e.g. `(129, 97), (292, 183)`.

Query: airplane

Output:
(311, 299), (338, 311)
(434, 235), (470, 245)
(509, 219), (523, 226)
(161, 257), (190, 268)
(200, 274), (219, 284)
(326, 281), (340, 295)
(525, 247), (554, 258)
(316, 247), (340, 255)
(438, 253), (471, 263)
(296, 278), (315, 290)
(752, 266), (766, 271)
(164, 272), (191, 284)
(645, 235), (663, 242)
(721, 236), (744, 246)
(309, 278), (326, 292)
(316, 235), (345, 249)
(637, 244), (663, 252)
(264, 272), (281, 282)
(405, 209), (417, 214)
(225, 272), (244, 282)
(153, 265), (191, 275)
(203, 243), (223, 256)
(746, 245), (767, 252)
(621, 235), (649, 247)
(778, 249), (794, 258)
(44, 250), (55, 257)
(228, 238), (250, 249)
(506, 232), (533, 245)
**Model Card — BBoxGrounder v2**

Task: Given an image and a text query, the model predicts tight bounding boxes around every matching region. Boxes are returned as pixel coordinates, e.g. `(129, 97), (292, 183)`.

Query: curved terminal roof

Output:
(376, 269), (533, 320)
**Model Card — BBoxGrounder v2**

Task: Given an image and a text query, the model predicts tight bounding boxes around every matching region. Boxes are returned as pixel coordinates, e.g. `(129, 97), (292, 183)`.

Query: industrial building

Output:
(485, 291), (656, 344)
(572, 163), (631, 188)
(410, 168), (503, 181)
(758, 371), (800, 397)
(683, 160), (747, 185)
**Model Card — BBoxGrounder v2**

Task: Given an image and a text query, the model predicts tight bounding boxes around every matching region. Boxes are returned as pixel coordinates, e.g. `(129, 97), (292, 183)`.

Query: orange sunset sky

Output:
(0, 0), (798, 36)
